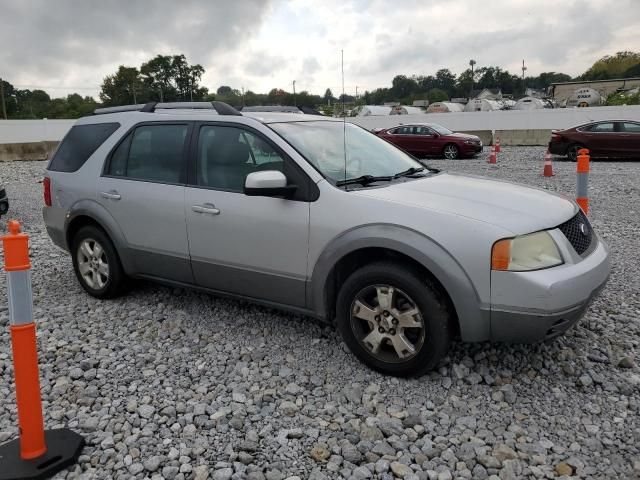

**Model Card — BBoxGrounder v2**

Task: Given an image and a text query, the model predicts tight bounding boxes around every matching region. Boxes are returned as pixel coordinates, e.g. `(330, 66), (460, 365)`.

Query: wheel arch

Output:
(65, 200), (134, 273)
(308, 224), (490, 342)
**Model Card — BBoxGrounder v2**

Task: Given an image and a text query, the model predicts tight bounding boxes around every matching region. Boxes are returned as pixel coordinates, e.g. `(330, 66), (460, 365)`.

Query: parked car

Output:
(374, 123), (482, 159)
(0, 184), (8, 218)
(549, 120), (640, 161)
(43, 101), (610, 377)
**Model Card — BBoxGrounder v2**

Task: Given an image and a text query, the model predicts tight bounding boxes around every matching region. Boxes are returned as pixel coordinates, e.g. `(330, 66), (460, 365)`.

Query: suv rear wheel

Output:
(71, 225), (126, 298)
(336, 262), (452, 377)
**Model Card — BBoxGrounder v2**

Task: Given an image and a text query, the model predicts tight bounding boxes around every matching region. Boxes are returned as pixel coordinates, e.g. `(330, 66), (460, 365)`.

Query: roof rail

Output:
(93, 101), (242, 116)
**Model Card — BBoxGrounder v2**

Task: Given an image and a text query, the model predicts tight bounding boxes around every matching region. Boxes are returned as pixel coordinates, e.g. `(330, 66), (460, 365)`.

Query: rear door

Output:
(387, 125), (415, 154)
(619, 121), (640, 157)
(97, 122), (193, 283)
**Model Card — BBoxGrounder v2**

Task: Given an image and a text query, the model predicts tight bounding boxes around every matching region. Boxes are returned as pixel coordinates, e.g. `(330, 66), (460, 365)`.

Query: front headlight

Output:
(491, 231), (563, 271)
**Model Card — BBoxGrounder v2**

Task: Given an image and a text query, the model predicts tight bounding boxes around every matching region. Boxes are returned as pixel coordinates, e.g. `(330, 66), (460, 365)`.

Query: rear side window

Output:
(49, 123), (119, 172)
(106, 124), (188, 183)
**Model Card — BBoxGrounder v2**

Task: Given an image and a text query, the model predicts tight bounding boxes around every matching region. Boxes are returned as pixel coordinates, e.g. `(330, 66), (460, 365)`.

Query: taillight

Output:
(551, 133), (562, 141)
(43, 177), (52, 206)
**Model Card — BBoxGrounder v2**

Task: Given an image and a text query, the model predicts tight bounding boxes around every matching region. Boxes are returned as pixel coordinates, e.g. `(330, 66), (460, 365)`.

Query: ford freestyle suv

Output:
(43, 101), (610, 376)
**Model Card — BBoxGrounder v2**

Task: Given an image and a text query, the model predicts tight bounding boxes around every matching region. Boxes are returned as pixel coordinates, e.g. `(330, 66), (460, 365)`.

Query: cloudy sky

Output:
(1, 0), (639, 99)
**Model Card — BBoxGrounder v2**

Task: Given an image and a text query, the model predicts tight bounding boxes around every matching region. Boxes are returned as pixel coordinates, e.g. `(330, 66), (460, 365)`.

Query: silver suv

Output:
(43, 101), (610, 376)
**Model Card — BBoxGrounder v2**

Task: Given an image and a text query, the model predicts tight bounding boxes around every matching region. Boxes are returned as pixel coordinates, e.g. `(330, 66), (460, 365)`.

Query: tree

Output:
(100, 66), (141, 106)
(580, 51), (640, 80)
(427, 88), (448, 103)
(217, 86), (233, 95)
(435, 69), (456, 96)
(323, 88), (334, 103)
(391, 75), (418, 99)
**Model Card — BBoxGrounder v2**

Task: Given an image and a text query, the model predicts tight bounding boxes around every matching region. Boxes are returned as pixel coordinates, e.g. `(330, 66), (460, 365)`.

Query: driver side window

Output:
(197, 126), (285, 192)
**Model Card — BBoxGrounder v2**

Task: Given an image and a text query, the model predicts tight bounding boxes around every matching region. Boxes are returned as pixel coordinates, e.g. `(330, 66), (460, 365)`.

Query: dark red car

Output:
(375, 123), (482, 159)
(549, 120), (640, 161)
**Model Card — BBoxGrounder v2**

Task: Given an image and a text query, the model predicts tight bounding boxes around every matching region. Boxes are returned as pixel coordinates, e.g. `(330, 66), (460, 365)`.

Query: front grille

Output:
(557, 210), (593, 255)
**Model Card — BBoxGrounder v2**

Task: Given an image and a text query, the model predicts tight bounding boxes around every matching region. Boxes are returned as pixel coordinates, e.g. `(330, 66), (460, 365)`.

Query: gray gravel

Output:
(0, 147), (639, 479)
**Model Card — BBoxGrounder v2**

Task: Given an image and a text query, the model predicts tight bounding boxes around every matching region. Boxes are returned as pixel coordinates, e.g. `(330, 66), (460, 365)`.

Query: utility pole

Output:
(355, 85), (358, 101)
(131, 82), (137, 104)
(0, 78), (7, 119)
(521, 59), (527, 96)
(469, 59), (476, 98)
(292, 80), (296, 106)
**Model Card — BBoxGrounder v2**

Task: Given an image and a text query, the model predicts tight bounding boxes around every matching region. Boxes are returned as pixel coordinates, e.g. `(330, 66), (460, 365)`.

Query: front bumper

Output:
(490, 232), (610, 342)
(462, 143), (483, 155)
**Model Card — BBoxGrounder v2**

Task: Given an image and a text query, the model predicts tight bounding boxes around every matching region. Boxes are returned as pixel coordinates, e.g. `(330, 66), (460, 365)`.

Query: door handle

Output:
(192, 204), (220, 215)
(100, 191), (121, 200)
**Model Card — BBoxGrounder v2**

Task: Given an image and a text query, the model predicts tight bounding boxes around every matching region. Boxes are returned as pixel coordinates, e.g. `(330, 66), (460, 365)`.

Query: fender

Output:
(64, 199), (136, 274)
(308, 223), (490, 342)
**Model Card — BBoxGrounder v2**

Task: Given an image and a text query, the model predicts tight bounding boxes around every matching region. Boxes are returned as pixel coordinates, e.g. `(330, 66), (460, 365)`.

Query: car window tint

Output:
(197, 126), (285, 192)
(49, 123), (120, 172)
(107, 133), (131, 176)
(121, 124), (188, 183)
(414, 126), (432, 135)
(590, 122), (614, 132)
(397, 126), (412, 135)
(622, 122), (640, 133)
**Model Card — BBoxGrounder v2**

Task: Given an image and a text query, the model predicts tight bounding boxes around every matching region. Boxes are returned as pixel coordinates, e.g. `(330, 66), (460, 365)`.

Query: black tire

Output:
(71, 225), (126, 299)
(567, 144), (582, 162)
(336, 262), (452, 377)
(443, 144), (459, 159)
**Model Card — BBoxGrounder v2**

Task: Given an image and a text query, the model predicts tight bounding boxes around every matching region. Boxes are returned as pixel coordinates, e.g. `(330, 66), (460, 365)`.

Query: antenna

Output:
(342, 49), (347, 185)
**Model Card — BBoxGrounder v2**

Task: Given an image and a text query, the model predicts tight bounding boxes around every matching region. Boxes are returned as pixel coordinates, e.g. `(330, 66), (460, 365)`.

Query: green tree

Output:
(100, 66), (142, 106)
(427, 88), (448, 103)
(580, 51), (640, 80)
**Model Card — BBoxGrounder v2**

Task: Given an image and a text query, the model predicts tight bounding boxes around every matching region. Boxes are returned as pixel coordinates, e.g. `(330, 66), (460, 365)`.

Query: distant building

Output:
(549, 77), (640, 104)
(412, 99), (429, 107)
(469, 88), (502, 100)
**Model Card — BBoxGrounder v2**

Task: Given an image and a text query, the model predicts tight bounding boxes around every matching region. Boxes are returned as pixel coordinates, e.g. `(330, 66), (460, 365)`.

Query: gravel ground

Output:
(0, 147), (639, 480)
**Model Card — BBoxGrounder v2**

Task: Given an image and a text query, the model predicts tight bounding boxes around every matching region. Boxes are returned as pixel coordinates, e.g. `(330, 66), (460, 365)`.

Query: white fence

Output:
(0, 119), (75, 144)
(1, 105), (639, 144)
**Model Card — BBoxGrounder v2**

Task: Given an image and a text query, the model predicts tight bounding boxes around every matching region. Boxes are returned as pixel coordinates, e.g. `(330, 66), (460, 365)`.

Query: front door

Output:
(185, 123), (310, 307)
(619, 121), (640, 157)
(98, 122), (192, 282)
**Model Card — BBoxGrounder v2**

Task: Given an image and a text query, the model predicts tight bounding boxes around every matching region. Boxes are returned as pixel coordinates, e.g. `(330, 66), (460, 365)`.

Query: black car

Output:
(0, 185), (8, 217)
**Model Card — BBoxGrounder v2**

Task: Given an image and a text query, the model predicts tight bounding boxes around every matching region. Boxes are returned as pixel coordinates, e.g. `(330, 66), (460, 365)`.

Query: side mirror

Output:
(244, 171), (297, 198)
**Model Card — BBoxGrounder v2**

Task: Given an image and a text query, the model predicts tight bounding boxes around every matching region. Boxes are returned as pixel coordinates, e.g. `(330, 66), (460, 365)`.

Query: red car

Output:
(374, 123), (482, 159)
(549, 120), (640, 161)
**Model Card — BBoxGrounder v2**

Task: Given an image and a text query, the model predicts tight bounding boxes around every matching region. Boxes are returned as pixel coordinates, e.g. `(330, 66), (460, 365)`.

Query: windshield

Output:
(429, 124), (453, 135)
(270, 121), (424, 183)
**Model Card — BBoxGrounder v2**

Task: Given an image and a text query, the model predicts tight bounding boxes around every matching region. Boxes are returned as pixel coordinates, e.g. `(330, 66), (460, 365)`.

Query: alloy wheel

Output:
(77, 238), (109, 289)
(444, 145), (458, 159)
(350, 284), (425, 363)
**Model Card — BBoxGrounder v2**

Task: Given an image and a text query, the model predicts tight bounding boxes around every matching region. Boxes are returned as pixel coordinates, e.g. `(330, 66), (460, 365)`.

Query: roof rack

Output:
(94, 101), (242, 116)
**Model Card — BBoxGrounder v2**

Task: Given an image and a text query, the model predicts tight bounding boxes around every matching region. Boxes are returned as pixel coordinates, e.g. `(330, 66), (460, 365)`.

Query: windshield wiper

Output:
(336, 174), (393, 187)
(392, 167), (425, 179)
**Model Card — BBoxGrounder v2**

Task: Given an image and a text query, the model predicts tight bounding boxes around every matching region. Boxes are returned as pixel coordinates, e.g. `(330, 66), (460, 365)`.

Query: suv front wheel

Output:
(336, 262), (452, 377)
(71, 225), (126, 299)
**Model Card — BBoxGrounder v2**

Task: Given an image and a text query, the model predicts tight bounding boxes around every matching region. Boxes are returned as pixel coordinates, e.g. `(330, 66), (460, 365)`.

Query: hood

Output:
(353, 172), (577, 235)
(446, 132), (480, 141)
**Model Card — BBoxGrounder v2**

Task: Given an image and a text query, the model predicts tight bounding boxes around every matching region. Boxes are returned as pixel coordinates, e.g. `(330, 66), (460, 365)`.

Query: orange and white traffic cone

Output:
(495, 136), (501, 153)
(488, 145), (497, 164)
(576, 149), (590, 214)
(0, 220), (84, 480)
(543, 150), (554, 177)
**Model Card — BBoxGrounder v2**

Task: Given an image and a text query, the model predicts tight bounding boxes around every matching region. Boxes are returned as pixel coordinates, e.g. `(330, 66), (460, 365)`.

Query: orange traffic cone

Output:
(488, 145), (497, 164)
(495, 136), (501, 153)
(543, 150), (554, 177)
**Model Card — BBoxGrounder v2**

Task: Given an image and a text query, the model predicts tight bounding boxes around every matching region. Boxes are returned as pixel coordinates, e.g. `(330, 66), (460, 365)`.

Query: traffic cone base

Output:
(488, 146), (497, 164)
(0, 429), (84, 480)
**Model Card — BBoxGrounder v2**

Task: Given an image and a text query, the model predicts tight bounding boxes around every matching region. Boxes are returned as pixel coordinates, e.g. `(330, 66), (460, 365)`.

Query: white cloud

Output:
(0, 0), (638, 99)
